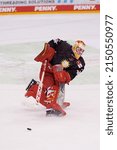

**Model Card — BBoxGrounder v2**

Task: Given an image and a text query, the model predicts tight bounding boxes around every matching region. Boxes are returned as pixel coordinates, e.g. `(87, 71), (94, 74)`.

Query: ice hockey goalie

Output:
(25, 39), (86, 117)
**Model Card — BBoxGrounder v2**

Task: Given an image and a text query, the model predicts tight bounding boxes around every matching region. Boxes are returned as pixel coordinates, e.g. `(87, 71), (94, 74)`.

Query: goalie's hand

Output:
(52, 65), (71, 83)
(34, 43), (55, 62)
(54, 70), (71, 83)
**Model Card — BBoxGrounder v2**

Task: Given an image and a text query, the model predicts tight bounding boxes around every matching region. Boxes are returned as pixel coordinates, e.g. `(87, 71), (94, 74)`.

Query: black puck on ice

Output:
(27, 128), (32, 131)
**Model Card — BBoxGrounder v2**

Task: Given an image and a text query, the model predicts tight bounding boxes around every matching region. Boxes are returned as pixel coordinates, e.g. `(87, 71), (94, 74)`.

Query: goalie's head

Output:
(72, 40), (85, 59)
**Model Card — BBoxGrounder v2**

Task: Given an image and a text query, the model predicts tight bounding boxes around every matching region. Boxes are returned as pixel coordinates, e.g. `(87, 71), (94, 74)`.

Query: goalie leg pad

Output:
(25, 73), (56, 106)
(45, 85), (66, 116)
(62, 102), (70, 108)
(43, 72), (55, 89)
(44, 85), (59, 105)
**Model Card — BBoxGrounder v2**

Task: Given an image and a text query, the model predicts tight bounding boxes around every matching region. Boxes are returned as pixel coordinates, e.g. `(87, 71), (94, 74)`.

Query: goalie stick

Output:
(36, 59), (47, 103)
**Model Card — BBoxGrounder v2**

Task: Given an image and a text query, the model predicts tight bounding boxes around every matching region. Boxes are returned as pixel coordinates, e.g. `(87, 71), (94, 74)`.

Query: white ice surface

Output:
(0, 14), (100, 150)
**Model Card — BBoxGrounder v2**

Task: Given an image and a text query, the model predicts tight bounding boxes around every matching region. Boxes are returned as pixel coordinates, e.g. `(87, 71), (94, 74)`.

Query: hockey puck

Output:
(27, 128), (32, 131)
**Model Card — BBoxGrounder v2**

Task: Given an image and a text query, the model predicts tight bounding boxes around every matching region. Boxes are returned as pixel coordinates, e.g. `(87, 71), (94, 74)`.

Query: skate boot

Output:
(25, 79), (38, 98)
(46, 108), (66, 117)
(26, 79), (37, 91)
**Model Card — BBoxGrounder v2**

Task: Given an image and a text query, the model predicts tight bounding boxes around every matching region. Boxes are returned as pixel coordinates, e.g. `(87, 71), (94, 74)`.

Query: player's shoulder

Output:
(78, 56), (85, 66)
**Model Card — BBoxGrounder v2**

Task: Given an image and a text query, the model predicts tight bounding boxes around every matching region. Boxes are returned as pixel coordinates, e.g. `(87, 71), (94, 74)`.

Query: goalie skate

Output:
(46, 108), (66, 117)
(25, 79), (38, 98)
(25, 79), (37, 91)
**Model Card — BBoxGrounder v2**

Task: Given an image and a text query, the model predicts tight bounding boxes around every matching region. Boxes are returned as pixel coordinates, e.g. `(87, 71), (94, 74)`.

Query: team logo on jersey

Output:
(61, 59), (70, 68)
(77, 60), (82, 68)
